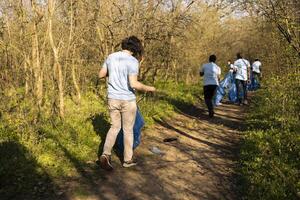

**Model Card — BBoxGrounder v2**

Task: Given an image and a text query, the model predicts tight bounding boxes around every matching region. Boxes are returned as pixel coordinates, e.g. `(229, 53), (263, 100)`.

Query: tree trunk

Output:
(32, 19), (43, 109)
(24, 57), (29, 95)
(48, 0), (64, 117)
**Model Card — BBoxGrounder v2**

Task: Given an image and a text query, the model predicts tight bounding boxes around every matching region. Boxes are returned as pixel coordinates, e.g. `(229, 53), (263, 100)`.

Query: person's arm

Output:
(128, 59), (155, 92)
(200, 66), (204, 76)
(129, 75), (156, 92)
(260, 64), (262, 77)
(99, 67), (107, 79)
(247, 62), (251, 81)
(233, 62), (238, 72)
(99, 59), (108, 79)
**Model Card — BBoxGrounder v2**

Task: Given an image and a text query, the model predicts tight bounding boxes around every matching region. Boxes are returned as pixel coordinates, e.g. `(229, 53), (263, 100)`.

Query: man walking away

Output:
(200, 55), (221, 118)
(98, 36), (156, 170)
(252, 59), (262, 88)
(233, 53), (250, 105)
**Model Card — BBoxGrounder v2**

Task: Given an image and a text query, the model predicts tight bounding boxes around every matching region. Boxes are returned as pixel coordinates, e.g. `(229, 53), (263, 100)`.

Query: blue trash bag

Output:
(116, 108), (145, 153)
(229, 72), (251, 103)
(214, 86), (226, 106)
(228, 83), (238, 103)
(214, 72), (233, 105)
(253, 77), (260, 90)
(228, 72), (240, 103)
(247, 71), (254, 91)
(247, 71), (260, 91)
(220, 72), (233, 89)
(251, 73), (260, 90)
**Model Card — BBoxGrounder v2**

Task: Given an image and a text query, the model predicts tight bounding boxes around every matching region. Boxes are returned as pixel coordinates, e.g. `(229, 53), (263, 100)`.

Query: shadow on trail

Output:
(156, 93), (246, 131)
(47, 115), (165, 200)
(90, 113), (110, 159)
(169, 141), (238, 200)
(143, 134), (239, 200)
(0, 141), (66, 200)
(90, 113), (124, 163)
(147, 92), (243, 199)
(169, 119), (240, 150)
(154, 118), (236, 154)
(48, 126), (112, 200)
(17, 92), (244, 200)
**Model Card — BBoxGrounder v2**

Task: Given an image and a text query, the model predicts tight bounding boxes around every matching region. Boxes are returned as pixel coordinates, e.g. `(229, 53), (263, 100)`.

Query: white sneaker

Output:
(123, 160), (137, 168)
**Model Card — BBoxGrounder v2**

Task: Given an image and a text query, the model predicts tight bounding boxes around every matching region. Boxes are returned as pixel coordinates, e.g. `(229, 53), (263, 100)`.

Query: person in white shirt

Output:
(200, 55), (221, 117)
(252, 59), (262, 87)
(98, 36), (156, 170)
(233, 53), (250, 105)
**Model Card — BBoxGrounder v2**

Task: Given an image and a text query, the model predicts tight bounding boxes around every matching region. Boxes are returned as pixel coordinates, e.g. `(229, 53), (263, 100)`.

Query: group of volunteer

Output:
(97, 35), (262, 171)
(200, 53), (262, 118)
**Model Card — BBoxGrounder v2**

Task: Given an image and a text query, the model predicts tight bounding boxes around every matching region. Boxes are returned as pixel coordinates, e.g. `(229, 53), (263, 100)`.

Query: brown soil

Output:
(61, 102), (245, 200)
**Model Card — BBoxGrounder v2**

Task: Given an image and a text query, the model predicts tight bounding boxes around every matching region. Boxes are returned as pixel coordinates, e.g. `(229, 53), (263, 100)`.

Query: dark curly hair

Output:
(237, 53), (243, 59)
(209, 54), (217, 63)
(121, 36), (144, 60)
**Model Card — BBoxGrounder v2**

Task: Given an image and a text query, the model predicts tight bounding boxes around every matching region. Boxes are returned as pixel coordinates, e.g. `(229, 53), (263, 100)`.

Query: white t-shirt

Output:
(102, 51), (139, 100)
(200, 62), (221, 86)
(233, 58), (250, 81)
(252, 61), (261, 73)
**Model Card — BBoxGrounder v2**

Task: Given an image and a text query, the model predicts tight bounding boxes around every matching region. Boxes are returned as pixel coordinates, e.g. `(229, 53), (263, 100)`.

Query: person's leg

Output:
(209, 85), (218, 116)
(121, 100), (137, 164)
(253, 72), (260, 88)
(242, 80), (248, 103)
(235, 79), (241, 104)
(100, 99), (122, 170)
(253, 72), (257, 83)
(102, 99), (122, 156)
(204, 85), (216, 117)
(204, 86), (211, 112)
(257, 73), (261, 88)
(212, 85), (218, 98)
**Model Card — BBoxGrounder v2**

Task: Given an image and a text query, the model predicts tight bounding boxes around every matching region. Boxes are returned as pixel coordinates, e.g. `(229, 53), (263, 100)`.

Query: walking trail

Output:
(61, 100), (246, 200)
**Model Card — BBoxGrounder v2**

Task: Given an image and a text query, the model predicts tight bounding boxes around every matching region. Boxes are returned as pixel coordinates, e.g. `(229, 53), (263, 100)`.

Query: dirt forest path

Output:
(62, 100), (246, 200)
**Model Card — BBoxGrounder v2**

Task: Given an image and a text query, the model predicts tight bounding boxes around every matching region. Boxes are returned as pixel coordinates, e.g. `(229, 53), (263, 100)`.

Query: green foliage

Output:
(240, 129), (300, 200)
(0, 140), (62, 199)
(240, 72), (300, 200)
(139, 80), (202, 125)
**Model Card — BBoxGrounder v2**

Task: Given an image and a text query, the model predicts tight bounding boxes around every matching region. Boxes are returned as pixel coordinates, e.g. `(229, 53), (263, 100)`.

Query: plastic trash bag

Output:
(116, 108), (145, 153)
(226, 72), (238, 103)
(247, 71), (260, 91)
(214, 86), (226, 106)
(149, 146), (165, 155)
(214, 72), (233, 105)
(228, 72), (249, 103)
(228, 82), (238, 103)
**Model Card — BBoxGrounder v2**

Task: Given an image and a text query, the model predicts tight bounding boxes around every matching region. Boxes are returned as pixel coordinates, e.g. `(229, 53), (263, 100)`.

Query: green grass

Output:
(0, 80), (202, 195)
(239, 76), (300, 200)
(2, 76), (299, 200)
